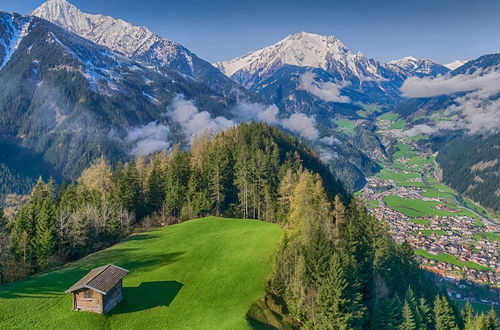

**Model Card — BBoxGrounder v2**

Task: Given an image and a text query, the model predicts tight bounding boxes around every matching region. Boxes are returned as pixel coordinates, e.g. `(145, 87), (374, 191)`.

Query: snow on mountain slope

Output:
(387, 56), (449, 77)
(444, 60), (467, 70)
(214, 32), (391, 89)
(0, 12), (32, 69)
(33, 0), (254, 100)
(33, 0), (192, 71)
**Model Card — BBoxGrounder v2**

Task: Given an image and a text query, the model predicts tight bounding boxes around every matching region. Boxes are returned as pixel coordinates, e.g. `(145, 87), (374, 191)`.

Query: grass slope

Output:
(415, 250), (490, 271)
(0, 217), (284, 329)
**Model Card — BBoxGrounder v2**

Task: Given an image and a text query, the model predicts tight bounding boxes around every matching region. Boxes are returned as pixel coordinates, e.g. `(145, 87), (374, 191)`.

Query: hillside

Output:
(0, 217), (284, 329)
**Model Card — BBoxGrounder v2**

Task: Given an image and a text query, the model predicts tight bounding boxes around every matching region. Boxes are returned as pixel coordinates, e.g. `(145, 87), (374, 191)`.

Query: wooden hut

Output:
(65, 264), (129, 314)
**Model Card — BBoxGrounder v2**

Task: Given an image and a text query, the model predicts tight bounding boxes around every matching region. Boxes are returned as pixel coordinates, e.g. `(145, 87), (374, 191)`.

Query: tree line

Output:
(0, 123), (341, 282)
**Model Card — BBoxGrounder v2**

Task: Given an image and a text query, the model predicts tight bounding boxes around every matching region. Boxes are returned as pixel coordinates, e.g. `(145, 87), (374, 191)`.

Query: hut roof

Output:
(65, 264), (129, 295)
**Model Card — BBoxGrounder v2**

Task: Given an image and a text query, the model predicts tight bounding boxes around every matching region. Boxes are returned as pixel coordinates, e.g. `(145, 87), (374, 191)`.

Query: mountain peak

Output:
(387, 56), (449, 77)
(444, 60), (467, 70)
(214, 31), (362, 81)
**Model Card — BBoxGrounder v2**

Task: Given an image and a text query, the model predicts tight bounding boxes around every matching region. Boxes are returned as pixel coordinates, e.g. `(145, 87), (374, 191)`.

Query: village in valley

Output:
(355, 113), (500, 308)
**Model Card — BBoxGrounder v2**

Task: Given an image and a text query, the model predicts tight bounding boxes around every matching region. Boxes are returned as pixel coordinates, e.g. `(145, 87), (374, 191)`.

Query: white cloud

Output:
(298, 72), (350, 103)
(320, 135), (341, 145)
(167, 95), (236, 139)
(125, 121), (171, 156)
(282, 113), (320, 140)
(401, 68), (500, 98)
(402, 124), (439, 137)
(235, 102), (280, 124)
(401, 66), (500, 135)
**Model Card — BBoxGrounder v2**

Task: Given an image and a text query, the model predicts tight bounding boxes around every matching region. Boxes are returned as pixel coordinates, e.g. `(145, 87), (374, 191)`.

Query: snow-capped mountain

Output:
(387, 56), (449, 77)
(444, 60), (467, 70)
(0, 10), (232, 179)
(32, 0), (254, 101)
(214, 32), (395, 89)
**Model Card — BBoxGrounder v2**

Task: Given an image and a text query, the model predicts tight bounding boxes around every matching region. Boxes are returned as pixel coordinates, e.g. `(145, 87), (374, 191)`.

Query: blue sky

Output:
(3, 0), (500, 64)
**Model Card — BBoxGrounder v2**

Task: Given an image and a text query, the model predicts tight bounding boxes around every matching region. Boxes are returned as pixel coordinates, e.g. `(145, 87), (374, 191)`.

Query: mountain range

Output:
(0, 0), (497, 210)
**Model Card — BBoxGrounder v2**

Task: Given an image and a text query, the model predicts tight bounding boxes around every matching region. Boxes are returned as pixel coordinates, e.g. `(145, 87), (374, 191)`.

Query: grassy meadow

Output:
(415, 250), (490, 271)
(0, 217), (284, 329)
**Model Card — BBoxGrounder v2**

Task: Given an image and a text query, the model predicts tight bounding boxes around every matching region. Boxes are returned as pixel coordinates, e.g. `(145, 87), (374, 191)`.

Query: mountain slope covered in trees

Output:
(0, 11), (233, 192)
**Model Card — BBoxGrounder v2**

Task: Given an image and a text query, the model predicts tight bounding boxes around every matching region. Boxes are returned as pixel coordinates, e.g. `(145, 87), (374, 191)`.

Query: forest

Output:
(0, 123), (497, 329)
(431, 133), (500, 214)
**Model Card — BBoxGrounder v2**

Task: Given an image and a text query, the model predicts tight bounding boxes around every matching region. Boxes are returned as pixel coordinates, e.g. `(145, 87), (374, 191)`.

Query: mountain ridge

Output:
(32, 0), (256, 101)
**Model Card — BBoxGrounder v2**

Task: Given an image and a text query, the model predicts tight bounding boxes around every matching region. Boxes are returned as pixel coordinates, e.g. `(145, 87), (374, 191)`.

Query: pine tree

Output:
(145, 160), (165, 214)
(461, 302), (474, 327)
(405, 287), (423, 329)
(35, 198), (57, 268)
(485, 308), (498, 330)
(400, 300), (417, 330)
(314, 253), (365, 329)
(434, 295), (458, 330)
(418, 296), (433, 329)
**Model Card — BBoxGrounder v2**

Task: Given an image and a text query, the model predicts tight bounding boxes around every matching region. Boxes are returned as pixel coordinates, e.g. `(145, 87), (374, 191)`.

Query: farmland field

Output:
(379, 169), (420, 181)
(0, 217), (284, 329)
(415, 250), (490, 271)
(473, 232), (500, 242)
(384, 195), (451, 217)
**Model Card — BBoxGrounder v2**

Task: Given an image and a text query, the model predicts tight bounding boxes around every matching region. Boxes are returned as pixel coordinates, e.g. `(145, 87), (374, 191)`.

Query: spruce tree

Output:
(401, 300), (417, 330)
(145, 160), (165, 214)
(314, 253), (365, 329)
(485, 308), (498, 330)
(418, 296), (433, 329)
(434, 295), (458, 330)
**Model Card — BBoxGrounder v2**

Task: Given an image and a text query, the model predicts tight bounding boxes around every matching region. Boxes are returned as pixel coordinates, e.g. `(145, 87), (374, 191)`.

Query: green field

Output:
(473, 232), (500, 242)
(384, 195), (451, 217)
(0, 217), (284, 329)
(379, 169), (420, 181)
(421, 189), (454, 199)
(384, 195), (480, 218)
(389, 119), (407, 130)
(377, 112), (399, 121)
(335, 118), (356, 135)
(393, 142), (417, 160)
(415, 250), (490, 271)
(366, 200), (380, 209)
(410, 219), (431, 226)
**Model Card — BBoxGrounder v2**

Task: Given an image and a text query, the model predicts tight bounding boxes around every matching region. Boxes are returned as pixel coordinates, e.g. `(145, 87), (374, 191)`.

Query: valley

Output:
(1, 0), (499, 327)
(354, 113), (499, 307)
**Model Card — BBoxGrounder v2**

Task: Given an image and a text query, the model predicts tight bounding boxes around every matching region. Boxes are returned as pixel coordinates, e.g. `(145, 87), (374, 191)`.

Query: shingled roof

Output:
(65, 264), (129, 295)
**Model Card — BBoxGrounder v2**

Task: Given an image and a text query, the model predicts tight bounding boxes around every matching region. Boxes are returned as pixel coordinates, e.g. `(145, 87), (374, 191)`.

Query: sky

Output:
(2, 0), (500, 64)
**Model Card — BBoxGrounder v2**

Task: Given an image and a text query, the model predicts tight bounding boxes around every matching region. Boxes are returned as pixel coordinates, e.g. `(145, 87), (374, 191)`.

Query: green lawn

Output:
(421, 189), (454, 199)
(366, 200), (380, 209)
(0, 217), (284, 329)
(335, 119), (356, 135)
(377, 112), (399, 121)
(410, 219), (431, 226)
(393, 142), (417, 160)
(415, 250), (490, 271)
(384, 195), (454, 217)
(389, 119), (407, 130)
(379, 169), (420, 181)
(473, 232), (500, 242)
(398, 181), (427, 187)
(420, 230), (447, 236)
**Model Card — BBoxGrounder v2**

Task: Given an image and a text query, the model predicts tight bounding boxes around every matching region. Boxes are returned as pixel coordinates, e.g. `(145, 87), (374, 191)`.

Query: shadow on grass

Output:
(0, 251), (184, 300)
(110, 281), (183, 314)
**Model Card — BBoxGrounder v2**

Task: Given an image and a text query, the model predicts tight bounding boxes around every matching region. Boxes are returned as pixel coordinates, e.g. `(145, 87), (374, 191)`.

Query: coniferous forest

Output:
(0, 123), (497, 329)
